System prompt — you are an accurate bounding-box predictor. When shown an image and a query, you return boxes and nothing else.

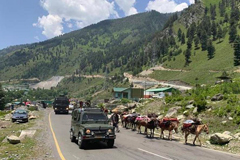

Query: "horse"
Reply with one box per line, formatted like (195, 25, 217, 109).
(182, 124, 209, 146)
(137, 118, 159, 138)
(158, 118, 179, 140)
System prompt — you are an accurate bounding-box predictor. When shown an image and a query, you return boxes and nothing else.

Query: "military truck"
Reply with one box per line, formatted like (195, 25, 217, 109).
(53, 96, 70, 114)
(70, 108, 115, 149)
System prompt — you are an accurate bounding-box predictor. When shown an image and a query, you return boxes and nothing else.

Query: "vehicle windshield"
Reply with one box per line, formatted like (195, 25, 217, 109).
(14, 110, 27, 114)
(82, 113, 107, 121)
(54, 100, 69, 105)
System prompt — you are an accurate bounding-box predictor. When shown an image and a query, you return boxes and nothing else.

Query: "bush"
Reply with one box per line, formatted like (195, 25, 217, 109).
(194, 95, 207, 112)
(121, 98, 131, 104)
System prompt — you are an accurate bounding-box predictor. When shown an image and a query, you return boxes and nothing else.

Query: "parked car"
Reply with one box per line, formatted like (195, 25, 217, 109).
(12, 109, 28, 123)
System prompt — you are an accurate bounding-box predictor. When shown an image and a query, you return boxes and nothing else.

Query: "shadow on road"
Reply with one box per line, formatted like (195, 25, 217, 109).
(81, 141, 118, 150)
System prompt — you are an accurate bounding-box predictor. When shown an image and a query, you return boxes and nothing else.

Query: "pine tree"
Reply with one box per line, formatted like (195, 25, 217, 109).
(0, 83, 5, 110)
(185, 48, 191, 66)
(178, 28, 182, 42)
(181, 33, 185, 44)
(200, 30, 208, 51)
(217, 26, 223, 42)
(229, 24, 237, 43)
(187, 37, 193, 49)
(224, 13, 229, 23)
(234, 36, 240, 66)
(211, 21, 217, 41)
(207, 39, 215, 59)
(194, 36, 200, 49)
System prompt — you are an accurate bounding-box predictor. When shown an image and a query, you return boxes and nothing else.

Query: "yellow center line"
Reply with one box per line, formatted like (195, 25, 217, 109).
(48, 111, 66, 160)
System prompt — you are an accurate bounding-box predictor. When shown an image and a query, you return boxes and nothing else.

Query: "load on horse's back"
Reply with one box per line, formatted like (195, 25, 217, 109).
(158, 117, 179, 140)
(182, 119, 209, 146)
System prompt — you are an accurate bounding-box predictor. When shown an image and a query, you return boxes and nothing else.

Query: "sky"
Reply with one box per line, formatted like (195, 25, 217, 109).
(0, 0, 195, 50)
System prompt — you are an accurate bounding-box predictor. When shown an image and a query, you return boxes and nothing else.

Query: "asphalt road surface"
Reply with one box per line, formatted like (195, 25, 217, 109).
(49, 111, 240, 160)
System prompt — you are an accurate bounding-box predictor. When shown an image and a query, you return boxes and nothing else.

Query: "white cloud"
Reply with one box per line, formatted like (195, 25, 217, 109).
(189, 0, 195, 4)
(67, 23, 73, 28)
(34, 0, 119, 38)
(115, 0, 138, 16)
(146, 0, 188, 13)
(36, 14, 63, 38)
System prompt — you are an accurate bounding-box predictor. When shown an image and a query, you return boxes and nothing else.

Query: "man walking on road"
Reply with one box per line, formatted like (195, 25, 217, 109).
(111, 112, 120, 133)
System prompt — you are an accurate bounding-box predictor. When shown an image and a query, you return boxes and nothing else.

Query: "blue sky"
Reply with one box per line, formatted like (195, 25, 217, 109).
(0, 0, 194, 50)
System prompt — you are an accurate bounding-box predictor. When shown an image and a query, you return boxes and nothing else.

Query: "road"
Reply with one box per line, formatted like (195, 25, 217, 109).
(49, 111, 240, 160)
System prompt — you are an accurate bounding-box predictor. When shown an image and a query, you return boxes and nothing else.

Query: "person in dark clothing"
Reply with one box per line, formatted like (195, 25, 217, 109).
(111, 113, 120, 132)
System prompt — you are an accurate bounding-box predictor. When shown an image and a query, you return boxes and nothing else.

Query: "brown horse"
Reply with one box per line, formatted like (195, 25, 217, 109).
(158, 118, 179, 140)
(137, 119, 159, 138)
(182, 124, 209, 146)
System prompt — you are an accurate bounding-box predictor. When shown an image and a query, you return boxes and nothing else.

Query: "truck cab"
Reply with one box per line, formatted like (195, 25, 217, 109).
(53, 96, 70, 114)
(70, 108, 115, 149)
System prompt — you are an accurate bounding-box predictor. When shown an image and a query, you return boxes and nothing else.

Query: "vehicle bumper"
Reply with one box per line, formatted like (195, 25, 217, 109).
(12, 118, 28, 122)
(82, 135, 116, 140)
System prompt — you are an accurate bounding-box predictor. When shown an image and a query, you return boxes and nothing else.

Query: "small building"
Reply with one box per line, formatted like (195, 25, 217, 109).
(145, 87, 177, 98)
(112, 87, 144, 100)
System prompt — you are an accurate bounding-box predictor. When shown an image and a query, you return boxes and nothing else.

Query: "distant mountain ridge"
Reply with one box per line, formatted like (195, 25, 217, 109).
(0, 10, 172, 81)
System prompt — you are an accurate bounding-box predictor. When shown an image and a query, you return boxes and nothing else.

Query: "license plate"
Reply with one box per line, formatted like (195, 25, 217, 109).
(95, 136, 104, 138)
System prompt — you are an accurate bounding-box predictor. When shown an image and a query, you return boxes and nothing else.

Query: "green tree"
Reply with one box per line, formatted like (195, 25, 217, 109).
(234, 36, 240, 66)
(200, 30, 208, 51)
(217, 25, 223, 42)
(211, 21, 217, 40)
(177, 28, 182, 42)
(229, 24, 237, 43)
(0, 83, 5, 110)
(207, 39, 215, 59)
(224, 13, 229, 23)
(185, 48, 191, 66)
(181, 33, 185, 44)
(194, 36, 200, 49)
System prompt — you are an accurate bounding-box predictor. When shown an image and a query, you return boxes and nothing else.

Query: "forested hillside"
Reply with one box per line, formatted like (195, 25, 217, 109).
(148, 0, 240, 85)
(0, 11, 172, 81)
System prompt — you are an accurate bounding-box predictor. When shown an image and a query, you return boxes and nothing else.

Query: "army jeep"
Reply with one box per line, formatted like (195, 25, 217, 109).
(70, 108, 115, 149)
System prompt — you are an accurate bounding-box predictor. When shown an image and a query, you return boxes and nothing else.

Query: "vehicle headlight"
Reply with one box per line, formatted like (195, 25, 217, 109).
(86, 129, 91, 134)
(107, 129, 112, 133)
(55, 108, 57, 110)
(66, 108, 69, 110)
(91, 131, 94, 136)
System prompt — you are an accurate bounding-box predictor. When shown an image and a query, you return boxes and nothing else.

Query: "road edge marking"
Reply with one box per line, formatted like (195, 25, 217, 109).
(48, 111, 66, 160)
(138, 148, 173, 160)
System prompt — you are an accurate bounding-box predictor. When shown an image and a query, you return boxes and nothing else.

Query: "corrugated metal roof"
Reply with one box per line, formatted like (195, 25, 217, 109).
(113, 88, 128, 92)
(146, 87, 173, 92)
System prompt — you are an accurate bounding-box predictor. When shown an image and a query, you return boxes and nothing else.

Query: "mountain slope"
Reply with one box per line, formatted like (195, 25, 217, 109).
(0, 11, 172, 81)
(146, 0, 240, 85)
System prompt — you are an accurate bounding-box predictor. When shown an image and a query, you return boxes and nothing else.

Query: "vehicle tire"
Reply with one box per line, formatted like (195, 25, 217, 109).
(70, 130, 76, 142)
(26, 119, 29, 122)
(107, 139, 114, 148)
(55, 112, 58, 114)
(78, 133, 86, 149)
(12, 119, 15, 123)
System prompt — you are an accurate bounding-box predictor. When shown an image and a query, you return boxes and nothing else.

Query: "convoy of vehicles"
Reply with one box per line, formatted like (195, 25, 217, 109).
(70, 107, 115, 149)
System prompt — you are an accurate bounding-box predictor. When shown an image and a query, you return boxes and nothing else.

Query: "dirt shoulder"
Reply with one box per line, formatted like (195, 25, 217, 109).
(0, 108, 55, 160)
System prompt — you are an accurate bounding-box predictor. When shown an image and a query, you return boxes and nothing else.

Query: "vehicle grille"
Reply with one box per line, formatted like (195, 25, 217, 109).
(92, 130, 106, 136)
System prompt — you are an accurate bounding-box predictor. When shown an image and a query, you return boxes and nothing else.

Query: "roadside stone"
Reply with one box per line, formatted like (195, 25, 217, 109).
(210, 133, 232, 145)
(228, 117, 233, 121)
(7, 135, 21, 144)
(19, 130, 36, 140)
(186, 104, 194, 109)
(234, 133, 240, 139)
(221, 121, 227, 124)
(193, 107, 198, 114)
(29, 115, 37, 120)
(223, 131, 232, 136)
(188, 100, 194, 105)
(211, 93, 223, 101)
(183, 110, 188, 115)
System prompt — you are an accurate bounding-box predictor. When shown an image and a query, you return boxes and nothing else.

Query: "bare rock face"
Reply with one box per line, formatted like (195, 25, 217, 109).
(7, 135, 21, 144)
(210, 133, 232, 145)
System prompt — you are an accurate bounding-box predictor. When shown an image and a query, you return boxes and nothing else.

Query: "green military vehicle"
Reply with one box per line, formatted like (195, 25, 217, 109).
(70, 108, 116, 149)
